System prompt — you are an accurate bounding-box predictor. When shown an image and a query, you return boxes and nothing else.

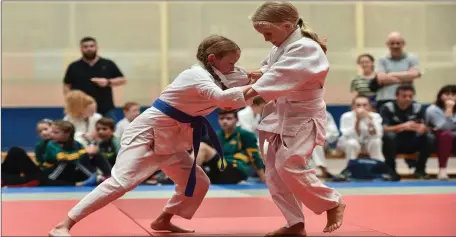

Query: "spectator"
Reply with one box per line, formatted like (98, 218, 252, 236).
(237, 96, 267, 136)
(1, 119, 70, 187)
(337, 95, 384, 161)
(63, 37, 126, 120)
(115, 102, 141, 139)
(2, 120, 98, 187)
(312, 111, 340, 178)
(42, 120, 104, 186)
(350, 54, 377, 107)
(35, 119, 54, 166)
(95, 118, 121, 168)
(374, 32, 421, 111)
(199, 110, 265, 184)
(2, 148, 42, 187)
(425, 84, 456, 180)
(380, 85, 432, 180)
(63, 90, 102, 147)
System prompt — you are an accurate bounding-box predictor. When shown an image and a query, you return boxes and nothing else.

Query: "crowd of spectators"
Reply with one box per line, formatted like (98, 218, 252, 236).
(2, 32, 455, 188)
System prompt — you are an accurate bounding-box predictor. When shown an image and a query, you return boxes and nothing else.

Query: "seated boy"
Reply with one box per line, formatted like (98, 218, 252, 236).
(198, 110, 266, 184)
(94, 118, 121, 168)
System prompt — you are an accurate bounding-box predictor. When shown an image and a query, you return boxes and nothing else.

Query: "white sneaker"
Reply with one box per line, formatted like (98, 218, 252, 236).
(438, 169, 449, 180)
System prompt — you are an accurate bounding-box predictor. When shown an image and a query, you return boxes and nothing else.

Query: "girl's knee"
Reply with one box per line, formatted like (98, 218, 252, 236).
(105, 176, 137, 193)
(370, 138, 383, 146)
(8, 146, 25, 152)
(437, 130, 453, 140)
(345, 139, 361, 150)
(7, 147, 27, 156)
(276, 155, 310, 175)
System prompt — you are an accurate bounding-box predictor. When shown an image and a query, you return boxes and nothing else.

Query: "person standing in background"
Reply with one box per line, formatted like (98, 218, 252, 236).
(374, 32, 421, 111)
(350, 54, 377, 108)
(63, 37, 127, 121)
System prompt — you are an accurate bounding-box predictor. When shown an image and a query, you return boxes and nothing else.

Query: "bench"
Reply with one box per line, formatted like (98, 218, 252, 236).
(326, 151, 440, 160)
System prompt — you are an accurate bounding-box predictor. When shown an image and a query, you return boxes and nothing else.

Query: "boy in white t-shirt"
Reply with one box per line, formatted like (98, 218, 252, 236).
(115, 102, 141, 138)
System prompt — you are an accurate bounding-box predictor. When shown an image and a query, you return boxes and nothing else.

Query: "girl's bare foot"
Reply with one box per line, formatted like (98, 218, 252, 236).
(265, 222, 306, 236)
(48, 227, 71, 237)
(48, 218, 75, 237)
(150, 211, 195, 233)
(323, 202, 346, 233)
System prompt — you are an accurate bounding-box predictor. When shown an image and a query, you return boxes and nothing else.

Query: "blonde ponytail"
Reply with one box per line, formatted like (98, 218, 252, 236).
(297, 18, 327, 54)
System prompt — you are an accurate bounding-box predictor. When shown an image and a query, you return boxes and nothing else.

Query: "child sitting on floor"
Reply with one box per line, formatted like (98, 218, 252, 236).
(94, 118, 121, 169)
(41, 120, 108, 186)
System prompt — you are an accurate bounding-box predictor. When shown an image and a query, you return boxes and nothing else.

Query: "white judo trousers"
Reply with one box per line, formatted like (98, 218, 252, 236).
(68, 108, 210, 222)
(260, 109, 342, 227)
(337, 137, 384, 161)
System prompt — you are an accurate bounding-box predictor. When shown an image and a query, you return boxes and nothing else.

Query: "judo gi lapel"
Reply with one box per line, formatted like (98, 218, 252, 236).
(269, 29, 303, 64)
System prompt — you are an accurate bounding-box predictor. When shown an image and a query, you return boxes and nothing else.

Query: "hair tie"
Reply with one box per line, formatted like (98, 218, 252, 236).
(297, 18, 304, 27)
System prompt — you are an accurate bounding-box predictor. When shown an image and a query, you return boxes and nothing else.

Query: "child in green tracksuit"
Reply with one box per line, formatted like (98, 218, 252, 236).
(94, 118, 121, 169)
(41, 120, 102, 185)
(2, 120, 98, 187)
(205, 110, 265, 184)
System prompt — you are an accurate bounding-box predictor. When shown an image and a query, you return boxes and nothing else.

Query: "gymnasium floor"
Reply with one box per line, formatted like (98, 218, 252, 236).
(2, 180, 456, 236)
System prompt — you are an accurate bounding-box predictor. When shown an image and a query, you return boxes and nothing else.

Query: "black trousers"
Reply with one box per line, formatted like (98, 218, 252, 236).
(203, 155, 247, 184)
(1, 147, 73, 186)
(51, 154, 113, 182)
(88, 154, 113, 176)
(383, 132, 434, 174)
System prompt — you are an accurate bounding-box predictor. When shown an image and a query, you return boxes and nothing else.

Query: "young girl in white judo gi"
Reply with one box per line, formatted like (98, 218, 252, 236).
(244, 2, 346, 236)
(49, 35, 252, 237)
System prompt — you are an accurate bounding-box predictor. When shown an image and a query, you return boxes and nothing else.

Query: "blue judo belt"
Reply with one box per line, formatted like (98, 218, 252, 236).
(152, 98, 225, 197)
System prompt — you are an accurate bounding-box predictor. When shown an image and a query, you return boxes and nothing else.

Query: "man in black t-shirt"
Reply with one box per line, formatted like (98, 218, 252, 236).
(63, 37, 126, 121)
(379, 85, 433, 180)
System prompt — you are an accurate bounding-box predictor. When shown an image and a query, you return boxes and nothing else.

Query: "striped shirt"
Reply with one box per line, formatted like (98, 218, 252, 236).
(350, 75, 376, 97)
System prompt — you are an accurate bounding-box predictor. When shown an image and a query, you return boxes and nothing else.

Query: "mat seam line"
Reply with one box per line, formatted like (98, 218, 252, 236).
(114, 204, 154, 236)
(347, 221, 395, 236)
